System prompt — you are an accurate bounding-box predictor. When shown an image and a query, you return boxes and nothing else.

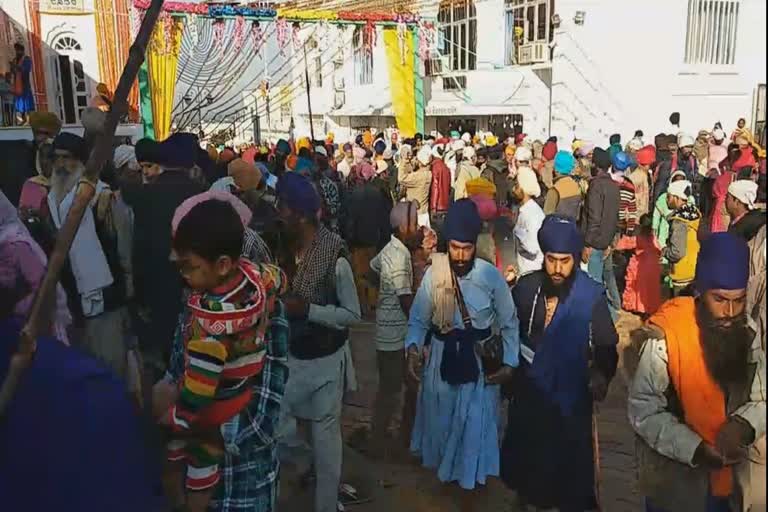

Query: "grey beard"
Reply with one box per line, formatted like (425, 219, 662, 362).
(50, 165, 85, 205)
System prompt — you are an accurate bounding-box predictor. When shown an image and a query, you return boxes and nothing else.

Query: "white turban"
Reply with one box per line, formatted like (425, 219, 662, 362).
(462, 146, 476, 160)
(461, 132, 472, 144)
(113, 145, 138, 170)
(667, 180, 693, 200)
(451, 140, 466, 152)
(712, 128, 726, 142)
(314, 145, 328, 157)
(728, 179, 758, 210)
(677, 133, 695, 148)
(515, 146, 533, 162)
(516, 166, 541, 198)
(417, 146, 432, 166)
(628, 137, 643, 151)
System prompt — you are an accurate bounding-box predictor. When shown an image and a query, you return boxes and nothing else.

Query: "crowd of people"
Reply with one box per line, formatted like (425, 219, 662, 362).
(0, 108, 766, 512)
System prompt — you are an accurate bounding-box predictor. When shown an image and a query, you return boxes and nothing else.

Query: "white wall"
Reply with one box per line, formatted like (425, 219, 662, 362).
(425, 0, 766, 146)
(551, 0, 767, 145)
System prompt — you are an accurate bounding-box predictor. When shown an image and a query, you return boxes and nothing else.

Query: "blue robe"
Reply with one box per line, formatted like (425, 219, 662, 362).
(406, 259, 520, 490)
(0, 316, 163, 512)
(501, 270, 618, 512)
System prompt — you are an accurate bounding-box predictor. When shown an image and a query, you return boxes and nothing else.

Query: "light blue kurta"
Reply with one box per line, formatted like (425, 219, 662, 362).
(405, 259, 520, 490)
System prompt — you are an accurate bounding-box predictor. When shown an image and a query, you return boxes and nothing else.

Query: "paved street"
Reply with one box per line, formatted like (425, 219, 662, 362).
(279, 313, 645, 512)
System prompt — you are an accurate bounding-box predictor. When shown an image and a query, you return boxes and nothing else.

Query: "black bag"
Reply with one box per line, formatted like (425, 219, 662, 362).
(451, 271, 504, 377)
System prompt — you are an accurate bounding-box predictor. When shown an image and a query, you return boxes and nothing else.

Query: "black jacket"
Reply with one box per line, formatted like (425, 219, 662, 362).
(482, 159, 512, 208)
(582, 173, 620, 250)
(122, 171, 204, 348)
(344, 182, 391, 249)
(729, 209, 767, 242)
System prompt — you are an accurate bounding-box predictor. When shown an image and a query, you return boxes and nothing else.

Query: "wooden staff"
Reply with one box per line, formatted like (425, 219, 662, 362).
(0, 0, 165, 416)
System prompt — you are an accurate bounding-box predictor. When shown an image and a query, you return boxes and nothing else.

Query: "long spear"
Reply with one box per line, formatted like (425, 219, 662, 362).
(0, 0, 166, 416)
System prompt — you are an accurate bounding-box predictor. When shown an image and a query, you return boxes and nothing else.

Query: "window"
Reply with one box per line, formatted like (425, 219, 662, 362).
(437, 0, 477, 72)
(684, 0, 740, 65)
(443, 76, 467, 91)
(53, 35, 82, 51)
(50, 34, 88, 124)
(353, 27, 373, 85)
(306, 38, 323, 88)
(505, 0, 553, 65)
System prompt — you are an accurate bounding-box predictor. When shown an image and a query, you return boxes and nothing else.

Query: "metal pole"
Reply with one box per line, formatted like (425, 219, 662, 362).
(303, 41, 316, 141)
(548, 48, 554, 137)
(255, 94, 260, 143)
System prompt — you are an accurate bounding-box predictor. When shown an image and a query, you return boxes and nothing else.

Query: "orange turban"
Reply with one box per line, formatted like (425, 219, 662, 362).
(228, 158, 262, 191)
(362, 131, 373, 147)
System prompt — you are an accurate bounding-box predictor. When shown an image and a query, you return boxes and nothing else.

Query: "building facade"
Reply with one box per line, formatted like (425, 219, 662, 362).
(285, 0, 766, 146)
(0, 0, 140, 140)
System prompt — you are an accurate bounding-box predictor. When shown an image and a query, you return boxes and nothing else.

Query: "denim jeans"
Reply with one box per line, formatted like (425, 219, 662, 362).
(587, 248, 621, 320)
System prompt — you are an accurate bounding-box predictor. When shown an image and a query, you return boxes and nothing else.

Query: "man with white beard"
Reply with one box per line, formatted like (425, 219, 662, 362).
(48, 132, 133, 378)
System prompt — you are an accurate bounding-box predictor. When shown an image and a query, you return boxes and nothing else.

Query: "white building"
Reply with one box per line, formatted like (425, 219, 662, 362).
(284, 0, 766, 147)
(0, 0, 142, 141)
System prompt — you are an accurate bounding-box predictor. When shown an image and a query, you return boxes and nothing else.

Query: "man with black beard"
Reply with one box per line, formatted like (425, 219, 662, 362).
(501, 214, 619, 512)
(628, 232, 766, 512)
(405, 198, 519, 512)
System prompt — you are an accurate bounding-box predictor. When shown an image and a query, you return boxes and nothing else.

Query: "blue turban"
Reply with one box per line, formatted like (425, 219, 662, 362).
(537, 214, 584, 257)
(276, 171, 320, 218)
(276, 139, 291, 155)
(158, 133, 198, 169)
(294, 157, 314, 177)
(444, 199, 482, 243)
(695, 232, 749, 292)
(374, 140, 386, 155)
(612, 151, 631, 172)
(554, 151, 576, 175)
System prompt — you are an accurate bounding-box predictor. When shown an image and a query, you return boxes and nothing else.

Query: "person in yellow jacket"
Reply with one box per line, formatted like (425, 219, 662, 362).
(663, 179, 701, 296)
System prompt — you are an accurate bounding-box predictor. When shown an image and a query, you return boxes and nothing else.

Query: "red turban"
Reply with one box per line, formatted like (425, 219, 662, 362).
(542, 141, 558, 161)
(636, 145, 657, 166)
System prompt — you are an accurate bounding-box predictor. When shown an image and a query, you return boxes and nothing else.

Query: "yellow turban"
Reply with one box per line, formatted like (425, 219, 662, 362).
(29, 112, 62, 134)
(572, 139, 584, 153)
(206, 144, 219, 162)
(362, 131, 373, 147)
(504, 145, 516, 157)
(465, 177, 496, 198)
(485, 135, 498, 147)
(297, 137, 312, 153)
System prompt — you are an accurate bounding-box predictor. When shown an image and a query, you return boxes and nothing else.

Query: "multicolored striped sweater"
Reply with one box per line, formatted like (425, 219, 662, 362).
(168, 259, 286, 431)
(619, 177, 638, 235)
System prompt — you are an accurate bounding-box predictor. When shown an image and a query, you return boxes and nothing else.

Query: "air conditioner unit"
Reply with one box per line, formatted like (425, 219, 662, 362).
(334, 91, 345, 109)
(517, 43, 549, 65)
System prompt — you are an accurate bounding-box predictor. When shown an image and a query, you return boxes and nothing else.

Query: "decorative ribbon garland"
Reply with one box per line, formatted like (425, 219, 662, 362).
(291, 21, 302, 49)
(397, 19, 408, 65)
(233, 16, 245, 52)
(363, 20, 376, 54)
(276, 18, 290, 55)
(251, 21, 265, 54)
(213, 18, 226, 51)
(132, 0, 421, 24)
